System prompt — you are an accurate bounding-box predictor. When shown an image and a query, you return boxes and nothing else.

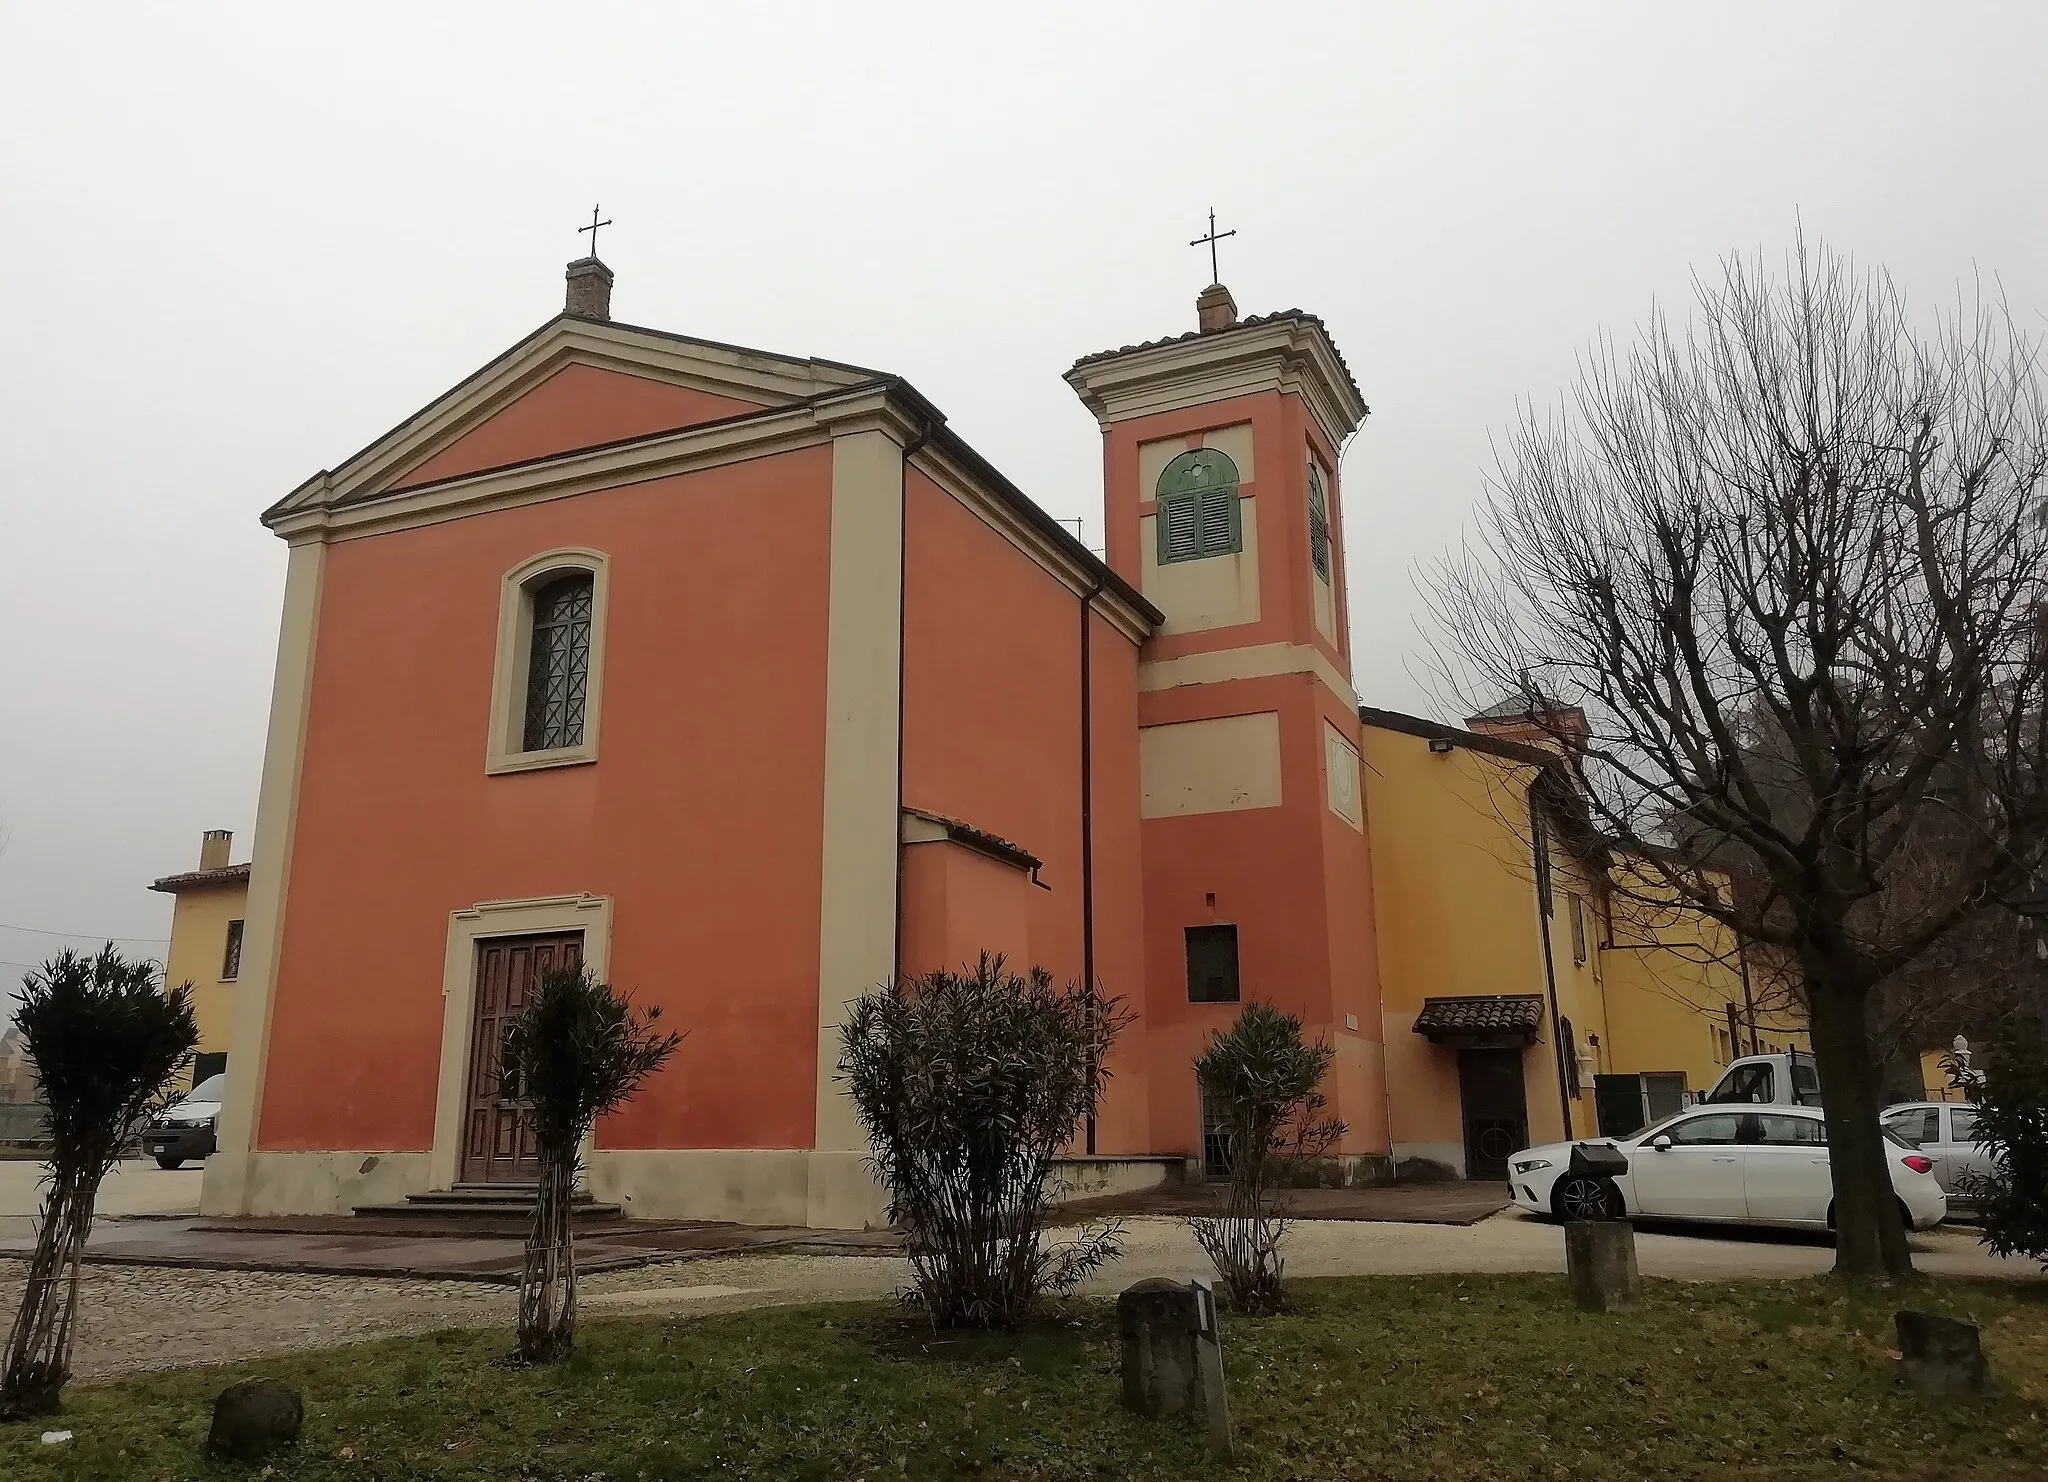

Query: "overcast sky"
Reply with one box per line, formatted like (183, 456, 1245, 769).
(2, 2, 2044, 1003)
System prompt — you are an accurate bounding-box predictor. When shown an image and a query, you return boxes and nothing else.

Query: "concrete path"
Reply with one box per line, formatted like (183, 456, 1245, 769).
(0, 1156, 199, 1240)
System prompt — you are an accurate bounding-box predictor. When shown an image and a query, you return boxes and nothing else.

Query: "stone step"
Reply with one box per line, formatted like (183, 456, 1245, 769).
(351, 1186, 624, 1221)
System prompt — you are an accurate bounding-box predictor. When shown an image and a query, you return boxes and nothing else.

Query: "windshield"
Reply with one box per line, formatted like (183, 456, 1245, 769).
(181, 1074, 227, 1105)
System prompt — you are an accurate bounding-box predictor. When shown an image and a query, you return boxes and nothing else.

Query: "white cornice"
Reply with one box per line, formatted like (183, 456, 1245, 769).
(909, 438, 1155, 644)
(268, 317, 878, 524)
(1064, 318, 1368, 451)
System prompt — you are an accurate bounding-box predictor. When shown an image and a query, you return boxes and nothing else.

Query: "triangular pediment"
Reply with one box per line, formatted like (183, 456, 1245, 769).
(267, 316, 885, 524)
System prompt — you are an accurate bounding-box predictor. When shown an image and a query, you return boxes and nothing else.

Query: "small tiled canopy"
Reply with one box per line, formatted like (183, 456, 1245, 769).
(1412, 995, 1546, 1043)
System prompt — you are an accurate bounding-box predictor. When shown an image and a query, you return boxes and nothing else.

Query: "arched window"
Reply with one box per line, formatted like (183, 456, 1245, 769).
(522, 572, 595, 751)
(1155, 449, 1241, 564)
(1307, 462, 1331, 581)
(487, 549, 609, 774)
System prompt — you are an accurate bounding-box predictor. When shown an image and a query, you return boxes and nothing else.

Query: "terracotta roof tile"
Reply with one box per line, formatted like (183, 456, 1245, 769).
(1412, 995, 1546, 1039)
(1068, 309, 1364, 408)
(901, 808, 1041, 873)
(148, 864, 251, 894)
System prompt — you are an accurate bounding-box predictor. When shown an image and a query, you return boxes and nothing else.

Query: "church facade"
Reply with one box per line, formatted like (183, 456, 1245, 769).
(197, 256, 1755, 1228)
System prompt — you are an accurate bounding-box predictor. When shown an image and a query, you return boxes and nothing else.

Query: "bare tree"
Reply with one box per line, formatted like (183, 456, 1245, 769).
(1433, 237, 2048, 1279)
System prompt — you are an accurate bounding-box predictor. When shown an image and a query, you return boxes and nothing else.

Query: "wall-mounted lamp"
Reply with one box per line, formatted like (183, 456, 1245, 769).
(1427, 737, 1455, 754)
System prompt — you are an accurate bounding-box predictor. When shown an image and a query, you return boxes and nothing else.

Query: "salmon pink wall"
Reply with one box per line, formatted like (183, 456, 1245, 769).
(898, 471, 1151, 1152)
(259, 446, 834, 1155)
(393, 364, 764, 489)
(898, 843, 1034, 978)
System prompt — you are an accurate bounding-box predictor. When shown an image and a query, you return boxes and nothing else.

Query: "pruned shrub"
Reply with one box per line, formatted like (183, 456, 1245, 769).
(1191, 1001, 1345, 1315)
(2, 947, 196, 1418)
(839, 953, 1131, 1329)
(1959, 1020, 2048, 1272)
(499, 963, 681, 1364)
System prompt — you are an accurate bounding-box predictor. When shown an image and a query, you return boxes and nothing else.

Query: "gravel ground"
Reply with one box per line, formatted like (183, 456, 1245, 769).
(1, 1211, 2033, 1381)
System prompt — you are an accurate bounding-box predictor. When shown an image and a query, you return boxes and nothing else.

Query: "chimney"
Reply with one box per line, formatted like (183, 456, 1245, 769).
(1196, 282, 1239, 333)
(564, 258, 614, 321)
(199, 830, 232, 871)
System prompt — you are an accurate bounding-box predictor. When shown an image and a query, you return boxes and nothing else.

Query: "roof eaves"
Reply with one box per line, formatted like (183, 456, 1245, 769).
(148, 864, 252, 894)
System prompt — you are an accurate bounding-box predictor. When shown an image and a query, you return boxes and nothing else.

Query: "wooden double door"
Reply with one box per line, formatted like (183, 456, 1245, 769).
(461, 931, 583, 1185)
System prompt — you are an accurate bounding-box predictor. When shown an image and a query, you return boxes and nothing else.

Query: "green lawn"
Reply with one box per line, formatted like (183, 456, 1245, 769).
(4, 1274, 2046, 1480)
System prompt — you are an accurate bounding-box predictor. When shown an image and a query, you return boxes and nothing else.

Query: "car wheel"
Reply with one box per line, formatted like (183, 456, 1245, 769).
(1551, 1173, 1623, 1222)
(155, 1156, 184, 1171)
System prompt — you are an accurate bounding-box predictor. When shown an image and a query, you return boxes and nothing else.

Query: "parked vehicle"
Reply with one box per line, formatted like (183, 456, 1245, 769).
(1506, 1103, 1946, 1231)
(142, 1073, 225, 1169)
(1701, 1050, 1823, 1108)
(1880, 1101, 1989, 1200)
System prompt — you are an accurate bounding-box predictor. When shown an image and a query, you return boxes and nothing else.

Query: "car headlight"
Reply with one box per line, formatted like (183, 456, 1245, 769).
(1512, 1158, 1553, 1174)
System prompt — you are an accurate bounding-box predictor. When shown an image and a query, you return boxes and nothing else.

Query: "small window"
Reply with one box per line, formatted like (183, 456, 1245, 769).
(1307, 462, 1331, 581)
(1949, 1109, 1979, 1144)
(1884, 1108, 1939, 1147)
(1751, 1113, 1826, 1145)
(1707, 1063, 1775, 1104)
(220, 919, 245, 981)
(1560, 1016, 1582, 1096)
(1643, 1072, 1688, 1122)
(523, 573, 595, 751)
(1156, 450, 1242, 564)
(1667, 1113, 1741, 1146)
(1185, 923, 1240, 1003)
(1568, 894, 1587, 964)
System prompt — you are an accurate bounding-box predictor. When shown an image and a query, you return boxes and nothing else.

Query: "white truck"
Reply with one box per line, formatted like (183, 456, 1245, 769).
(1700, 1050, 1823, 1108)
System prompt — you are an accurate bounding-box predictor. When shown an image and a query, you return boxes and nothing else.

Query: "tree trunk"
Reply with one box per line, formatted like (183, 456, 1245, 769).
(1, 1176, 95, 1418)
(515, 1144, 578, 1363)
(1806, 970, 1915, 1280)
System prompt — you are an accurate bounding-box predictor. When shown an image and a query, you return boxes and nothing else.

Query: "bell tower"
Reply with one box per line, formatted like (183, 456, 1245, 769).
(1066, 272, 1387, 1172)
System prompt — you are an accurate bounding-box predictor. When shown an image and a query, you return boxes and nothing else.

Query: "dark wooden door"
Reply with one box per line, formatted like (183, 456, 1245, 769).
(1457, 1048, 1528, 1180)
(461, 932, 582, 1184)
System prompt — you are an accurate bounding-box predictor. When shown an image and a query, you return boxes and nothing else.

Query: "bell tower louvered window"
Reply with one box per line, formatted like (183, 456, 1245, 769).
(1155, 448, 1242, 564)
(522, 573, 594, 751)
(1308, 462, 1332, 581)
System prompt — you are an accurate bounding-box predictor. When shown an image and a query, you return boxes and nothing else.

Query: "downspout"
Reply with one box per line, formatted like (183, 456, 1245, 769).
(1530, 788, 1575, 1140)
(1080, 572, 1105, 1154)
(890, 417, 933, 985)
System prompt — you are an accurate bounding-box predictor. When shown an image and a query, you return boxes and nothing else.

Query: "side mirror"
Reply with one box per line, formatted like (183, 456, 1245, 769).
(1650, 1135, 1673, 1152)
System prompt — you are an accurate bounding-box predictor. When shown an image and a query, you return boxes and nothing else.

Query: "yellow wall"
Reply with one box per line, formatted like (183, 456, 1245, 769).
(1361, 717, 1809, 1172)
(1598, 864, 1805, 1099)
(161, 881, 248, 1082)
(1362, 726, 1577, 1162)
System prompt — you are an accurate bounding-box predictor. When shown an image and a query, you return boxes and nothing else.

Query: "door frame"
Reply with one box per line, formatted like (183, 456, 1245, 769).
(429, 893, 612, 1192)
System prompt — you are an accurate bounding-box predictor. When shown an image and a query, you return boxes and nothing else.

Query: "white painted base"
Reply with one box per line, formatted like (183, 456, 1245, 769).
(588, 1148, 890, 1231)
(1391, 1141, 1467, 1180)
(1052, 1155, 1187, 1200)
(201, 1151, 437, 1217)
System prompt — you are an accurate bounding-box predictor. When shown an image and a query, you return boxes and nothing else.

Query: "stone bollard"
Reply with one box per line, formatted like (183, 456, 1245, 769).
(1117, 1277, 1232, 1456)
(207, 1378, 304, 1462)
(1895, 1310, 1990, 1397)
(1563, 1220, 1639, 1312)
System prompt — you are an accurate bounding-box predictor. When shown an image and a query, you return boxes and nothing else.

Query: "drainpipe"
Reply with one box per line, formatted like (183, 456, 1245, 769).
(1530, 790, 1575, 1141)
(1080, 572, 1105, 1154)
(890, 418, 933, 985)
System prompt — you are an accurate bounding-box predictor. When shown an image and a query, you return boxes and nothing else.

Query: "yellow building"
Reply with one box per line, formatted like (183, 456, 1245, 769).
(1361, 705, 1805, 1179)
(149, 829, 250, 1088)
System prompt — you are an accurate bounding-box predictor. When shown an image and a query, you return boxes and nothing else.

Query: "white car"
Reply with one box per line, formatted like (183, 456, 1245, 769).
(1880, 1102, 1990, 1200)
(1506, 1103, 1947, 1232)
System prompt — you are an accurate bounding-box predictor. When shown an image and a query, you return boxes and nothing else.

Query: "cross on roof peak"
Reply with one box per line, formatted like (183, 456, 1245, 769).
(1190, 208, 1236, 287)
(577, 205, 612, 262)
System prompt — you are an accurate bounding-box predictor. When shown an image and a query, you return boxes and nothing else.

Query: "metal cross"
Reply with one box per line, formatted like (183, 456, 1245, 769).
(578, 205, 612, 260)
(1190, 208, 1236, 284)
